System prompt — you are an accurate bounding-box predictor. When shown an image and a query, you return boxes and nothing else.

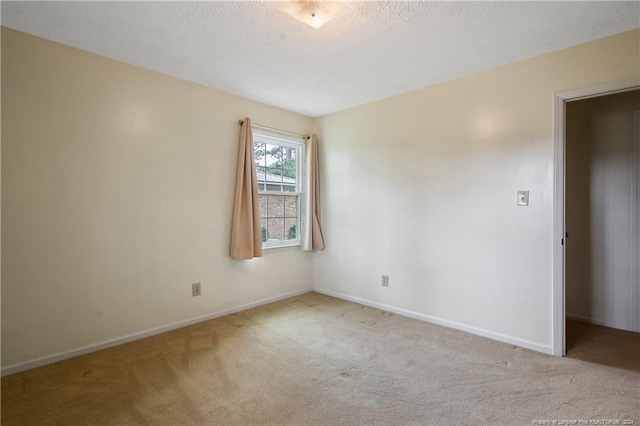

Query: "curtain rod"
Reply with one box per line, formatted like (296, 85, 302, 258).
(238, 120, 309, 140)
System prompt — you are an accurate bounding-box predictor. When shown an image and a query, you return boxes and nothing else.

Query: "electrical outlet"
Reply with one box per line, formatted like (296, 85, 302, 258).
(517, 190, 529, 206)
(192, 282, 201, 297)
(381, 275, 389, 287)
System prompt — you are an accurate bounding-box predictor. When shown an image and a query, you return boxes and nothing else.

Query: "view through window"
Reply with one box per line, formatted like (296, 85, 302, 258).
(253, 128, 304, 248)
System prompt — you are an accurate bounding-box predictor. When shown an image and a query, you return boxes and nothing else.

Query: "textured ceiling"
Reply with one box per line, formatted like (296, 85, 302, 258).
(2, 1, 639, 117)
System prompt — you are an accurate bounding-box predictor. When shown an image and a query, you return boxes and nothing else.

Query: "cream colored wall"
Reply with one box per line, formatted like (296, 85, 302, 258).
(565, 90, 640, 331)
(313, 30, 640, 352)
(1, 28, 313, 368)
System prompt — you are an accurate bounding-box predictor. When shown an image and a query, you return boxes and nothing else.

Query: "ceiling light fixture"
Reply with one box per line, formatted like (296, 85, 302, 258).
(278, 1, 348, 29)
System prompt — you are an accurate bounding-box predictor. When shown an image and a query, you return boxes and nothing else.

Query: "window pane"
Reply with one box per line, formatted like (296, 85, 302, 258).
(267, 195, 285, 218)
(282, 154, 296, 191)
(265, 144, 282, 168)
(267, 218, 284, 241)
(285, 218, 297, 240)
(257, 170, 266, 191)
(282, 147, 296, 171)
(284, 195, 297, 218)
(282, 169, 296, 192)
(265, 167, 283, 176)
(262, 167, 282, 192)
(259, 194, 267, 219)
(282, 165, 296, 176)
(254, 142, 266, 191)
(254, 142, 266, 167)
(261, 223, 267, 243)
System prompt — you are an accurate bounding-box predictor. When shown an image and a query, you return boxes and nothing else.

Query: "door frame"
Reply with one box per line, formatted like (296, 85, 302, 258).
(552, 79, 639, 356)
(634, 110, 640, 333)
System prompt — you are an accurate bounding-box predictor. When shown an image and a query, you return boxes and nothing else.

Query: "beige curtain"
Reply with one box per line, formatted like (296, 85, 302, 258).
(230, 118, 263, 260)
(301, 134, 325, 251)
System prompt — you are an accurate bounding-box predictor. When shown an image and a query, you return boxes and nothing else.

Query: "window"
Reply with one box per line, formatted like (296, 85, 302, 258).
(253, 127, 304, 249)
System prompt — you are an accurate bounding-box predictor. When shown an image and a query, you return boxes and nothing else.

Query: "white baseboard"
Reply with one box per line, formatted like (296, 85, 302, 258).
(1, 288, 313, 377)
(313, 287, 553, 355)
(566, 314, 635, 332)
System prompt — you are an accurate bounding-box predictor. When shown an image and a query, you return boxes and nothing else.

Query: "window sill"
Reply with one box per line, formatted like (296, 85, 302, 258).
(263, 241, 300, 253)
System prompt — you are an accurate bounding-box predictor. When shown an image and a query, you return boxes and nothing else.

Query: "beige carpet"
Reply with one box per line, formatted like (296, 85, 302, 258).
(2, 292, 639, 425)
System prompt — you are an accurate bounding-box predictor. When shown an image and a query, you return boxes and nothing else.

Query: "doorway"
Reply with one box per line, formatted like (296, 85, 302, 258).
(553, 80, 639, 358)
(564, 89, 640, 369)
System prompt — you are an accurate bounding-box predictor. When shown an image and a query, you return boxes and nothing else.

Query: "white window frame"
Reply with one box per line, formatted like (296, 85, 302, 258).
(252, 127, 305, 249)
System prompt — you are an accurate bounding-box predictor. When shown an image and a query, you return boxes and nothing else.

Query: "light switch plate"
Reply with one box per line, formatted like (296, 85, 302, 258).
(517, 190, 529, 206)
